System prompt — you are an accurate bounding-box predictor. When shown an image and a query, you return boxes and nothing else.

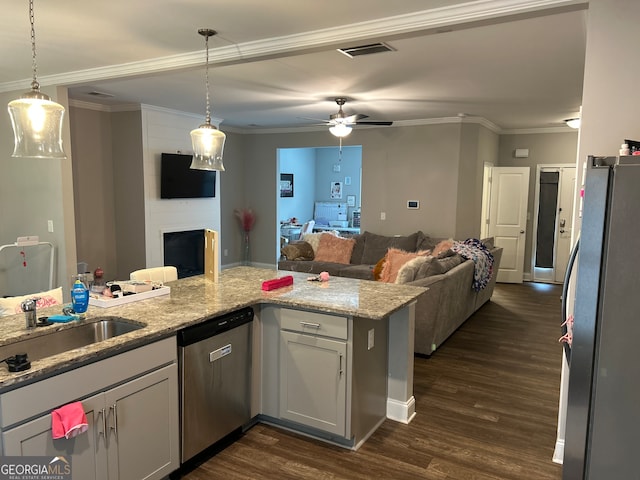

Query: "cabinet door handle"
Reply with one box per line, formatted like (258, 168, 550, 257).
(339, 353, 343, 377)
(109, 404, 118, 437)
(98, 408, 107, 437)
(300, 321, 321, 329)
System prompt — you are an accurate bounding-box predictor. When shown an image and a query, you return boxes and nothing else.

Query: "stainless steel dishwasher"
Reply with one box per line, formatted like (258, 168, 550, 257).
(177, 307, 253, 463)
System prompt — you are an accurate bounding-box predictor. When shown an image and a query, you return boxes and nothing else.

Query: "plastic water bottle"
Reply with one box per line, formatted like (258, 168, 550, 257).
(71, 279, 89, 314)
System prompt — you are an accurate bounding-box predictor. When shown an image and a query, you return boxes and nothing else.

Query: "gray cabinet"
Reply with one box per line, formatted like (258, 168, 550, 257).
(278, 309, 349, 437)
(0, 338, 179, 480)
(3, 392, 105, 479)
(279, 331, 347, 436)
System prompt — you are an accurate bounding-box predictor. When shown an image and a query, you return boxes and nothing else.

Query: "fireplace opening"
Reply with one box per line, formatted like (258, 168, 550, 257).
(163, 229, 205, 279)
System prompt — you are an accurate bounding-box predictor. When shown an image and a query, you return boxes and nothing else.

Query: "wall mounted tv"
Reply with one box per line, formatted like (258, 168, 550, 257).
(160, 153, 216, 199)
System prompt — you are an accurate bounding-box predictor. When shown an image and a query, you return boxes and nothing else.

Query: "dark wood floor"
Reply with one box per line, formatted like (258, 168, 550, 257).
(181, 282, 564, 479)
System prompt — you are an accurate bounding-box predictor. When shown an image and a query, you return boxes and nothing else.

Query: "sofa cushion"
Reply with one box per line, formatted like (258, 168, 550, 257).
(415, 231, 438, 251)
(379, 248, 431, 283)
(281, 241, 314, 261)
(338, 264, 374, 281)
(415, 253, 464, 279)
(349, 234, 365, 264)
(360, 231, 420, 265)
(314, 233, 355, 264)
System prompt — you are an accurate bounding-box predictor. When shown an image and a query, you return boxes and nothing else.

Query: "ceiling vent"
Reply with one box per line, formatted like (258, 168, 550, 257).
(87, 91, 115, 99)
(338, 42, 395, 58)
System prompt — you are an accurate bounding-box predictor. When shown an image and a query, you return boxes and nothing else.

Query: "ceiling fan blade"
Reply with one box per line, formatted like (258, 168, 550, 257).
(355, 121, 393, 126)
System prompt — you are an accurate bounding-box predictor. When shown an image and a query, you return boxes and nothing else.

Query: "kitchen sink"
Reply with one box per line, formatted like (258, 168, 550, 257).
(0, 317, 146, 364)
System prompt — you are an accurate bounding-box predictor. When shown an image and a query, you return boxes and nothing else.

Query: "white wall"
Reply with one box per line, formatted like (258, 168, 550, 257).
(140, 105, 222, 268)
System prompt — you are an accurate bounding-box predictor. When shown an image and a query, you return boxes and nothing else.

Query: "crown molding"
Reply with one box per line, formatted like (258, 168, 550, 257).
(0, 0, 587, 92)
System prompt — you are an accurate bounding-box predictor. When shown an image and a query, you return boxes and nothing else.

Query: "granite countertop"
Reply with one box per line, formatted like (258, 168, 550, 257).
(0, 267, 424, 390)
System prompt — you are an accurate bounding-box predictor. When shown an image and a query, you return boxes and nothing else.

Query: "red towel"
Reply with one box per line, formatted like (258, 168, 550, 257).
(51, 402, 88, 439)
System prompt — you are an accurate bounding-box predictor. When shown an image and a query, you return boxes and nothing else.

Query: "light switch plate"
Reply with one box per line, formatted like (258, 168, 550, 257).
(368, 328, 375, 350)
(333, 164, 341, 172)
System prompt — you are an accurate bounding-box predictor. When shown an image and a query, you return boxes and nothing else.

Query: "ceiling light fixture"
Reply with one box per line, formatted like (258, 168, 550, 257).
(329, 123, 352, 137)
(565, 118, 581, 129)
(190, 28, 226, 171)
(8, 0, 66, 159)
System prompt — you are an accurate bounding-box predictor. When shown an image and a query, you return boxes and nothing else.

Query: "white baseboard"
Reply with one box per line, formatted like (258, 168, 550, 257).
(553, 439, 564, 464)
(387, 396, 416, 424)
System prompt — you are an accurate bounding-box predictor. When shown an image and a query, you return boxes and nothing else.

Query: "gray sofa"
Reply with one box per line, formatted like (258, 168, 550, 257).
(278, 231, 502, 356)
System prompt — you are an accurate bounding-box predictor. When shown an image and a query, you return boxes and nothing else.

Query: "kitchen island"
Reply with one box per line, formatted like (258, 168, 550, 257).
(0, 267, 424, 477)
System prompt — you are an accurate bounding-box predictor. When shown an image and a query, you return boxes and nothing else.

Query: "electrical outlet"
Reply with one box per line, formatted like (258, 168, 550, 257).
(47, 220, 54, 233)
(368, 329, 375, 350)
(380, 212, 386, 220)
(223, 249, 228, 257)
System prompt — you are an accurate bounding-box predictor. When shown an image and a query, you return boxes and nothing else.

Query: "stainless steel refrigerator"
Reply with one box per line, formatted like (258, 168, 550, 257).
(563, 155, 640, 479)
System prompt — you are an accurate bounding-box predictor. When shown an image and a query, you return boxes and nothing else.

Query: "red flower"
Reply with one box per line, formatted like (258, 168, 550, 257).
(234, 208, 257, 232)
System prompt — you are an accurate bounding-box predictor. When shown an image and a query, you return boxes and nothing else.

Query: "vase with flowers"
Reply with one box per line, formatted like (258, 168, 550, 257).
(234, 208, 257, 265)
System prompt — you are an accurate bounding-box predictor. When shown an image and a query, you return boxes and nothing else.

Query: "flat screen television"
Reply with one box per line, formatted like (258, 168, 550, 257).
(160, 153, 216, 199)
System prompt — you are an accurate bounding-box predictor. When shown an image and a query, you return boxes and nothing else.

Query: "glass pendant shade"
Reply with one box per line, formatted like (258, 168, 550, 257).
(8, 90, 66, 158)
(329, 123, 352, 137)
(190, 123, 226, 171)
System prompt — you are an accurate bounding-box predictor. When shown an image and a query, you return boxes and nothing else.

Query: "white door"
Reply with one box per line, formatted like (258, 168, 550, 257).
(488, 167, 530, 283)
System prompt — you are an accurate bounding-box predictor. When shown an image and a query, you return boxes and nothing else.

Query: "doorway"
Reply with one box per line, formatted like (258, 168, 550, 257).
(532, 165, 576, 283)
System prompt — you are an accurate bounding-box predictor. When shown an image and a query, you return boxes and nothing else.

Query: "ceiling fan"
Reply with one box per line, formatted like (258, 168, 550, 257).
(311, 98, 393, 137)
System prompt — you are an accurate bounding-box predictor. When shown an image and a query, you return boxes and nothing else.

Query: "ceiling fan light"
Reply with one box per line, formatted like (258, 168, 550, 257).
(565, 118, 581, 129)
(329, 124, 352, 137)
(190, 123, 226, 171)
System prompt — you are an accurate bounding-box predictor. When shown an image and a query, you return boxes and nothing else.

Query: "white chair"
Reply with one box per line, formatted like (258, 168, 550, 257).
(130, 266, 178, 283)
(300, 220, 315, 235)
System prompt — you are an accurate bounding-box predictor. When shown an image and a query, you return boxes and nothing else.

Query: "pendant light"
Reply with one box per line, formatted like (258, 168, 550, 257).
(190, 28, 226, 171)
(8, 0, 66, 159)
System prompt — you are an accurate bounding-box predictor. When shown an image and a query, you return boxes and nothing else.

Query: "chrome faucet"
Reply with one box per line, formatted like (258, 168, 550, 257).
(21, 298, 38, 329)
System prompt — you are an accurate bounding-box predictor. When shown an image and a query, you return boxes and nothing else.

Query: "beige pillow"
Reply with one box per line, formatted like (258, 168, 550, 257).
(395, 256, 431, 284)
(432, 238, 455, 256)
(314, 234, 355, 264)
(0, 286, 64, 317)
(379, 248, 430, 283)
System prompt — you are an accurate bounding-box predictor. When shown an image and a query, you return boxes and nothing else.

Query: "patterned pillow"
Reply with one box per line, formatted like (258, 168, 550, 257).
(314, 234, 356, 264)
(0, 286, 63, 317)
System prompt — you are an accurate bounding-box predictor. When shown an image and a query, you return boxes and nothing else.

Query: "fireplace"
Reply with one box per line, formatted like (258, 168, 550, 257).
(163, 229, 205, 279)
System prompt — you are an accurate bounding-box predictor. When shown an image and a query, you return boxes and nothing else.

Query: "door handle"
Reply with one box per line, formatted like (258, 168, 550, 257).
(98, 408, 106, 437)
(109, 404, 118, 437)
(520, 230, 525, 234)
(299, 321, 321, 329)
(338, 353, 343, 377)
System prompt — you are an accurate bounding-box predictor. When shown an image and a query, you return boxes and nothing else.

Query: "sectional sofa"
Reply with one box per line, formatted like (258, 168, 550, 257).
(278, 231, 502, 356)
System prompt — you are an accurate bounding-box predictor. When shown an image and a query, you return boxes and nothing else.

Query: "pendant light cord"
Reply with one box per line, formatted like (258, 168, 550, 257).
(204, 32, 211, 125)
(29, 0, 40, 91)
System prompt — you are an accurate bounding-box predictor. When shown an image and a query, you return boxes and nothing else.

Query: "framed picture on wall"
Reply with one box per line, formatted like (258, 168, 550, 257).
(280, 173, 293, 197)
(330, 182, 343, 199)
(347, 195, 356, 207)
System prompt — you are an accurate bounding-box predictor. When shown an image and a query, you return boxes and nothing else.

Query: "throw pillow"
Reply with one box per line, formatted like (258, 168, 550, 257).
(0, 286, 63, 317)
(361, 231, 420, 265)
(379, 248, 430, 283)
(314, 233, 356, 264)
(432, 238, 454, 257)
(302, 231, 339, 254)
(395, 256, 430, 284)
(415, 231, 438, 251)
(372, 256, 386, 281)
(281, 241, 314, 261)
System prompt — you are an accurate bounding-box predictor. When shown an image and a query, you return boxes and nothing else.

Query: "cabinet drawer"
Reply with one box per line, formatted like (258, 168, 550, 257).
(280, 309, 348, 340)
